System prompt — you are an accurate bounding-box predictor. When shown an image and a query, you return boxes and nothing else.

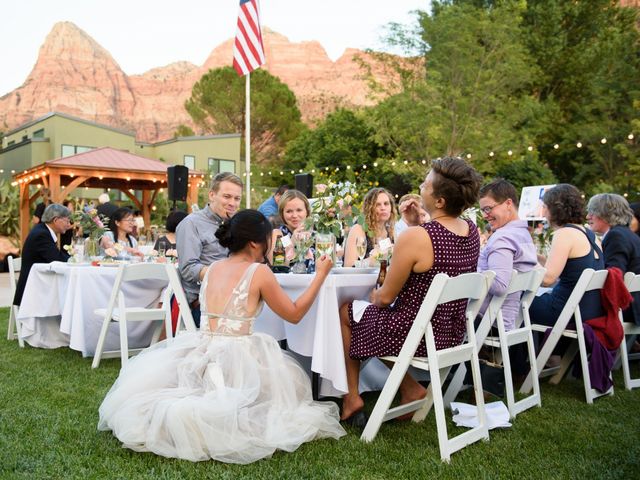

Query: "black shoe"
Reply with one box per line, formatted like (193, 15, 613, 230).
(342, 411, 368, 429)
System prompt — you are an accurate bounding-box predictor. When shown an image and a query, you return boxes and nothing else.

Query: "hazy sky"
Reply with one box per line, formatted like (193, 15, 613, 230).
(1, 0, 431, 96)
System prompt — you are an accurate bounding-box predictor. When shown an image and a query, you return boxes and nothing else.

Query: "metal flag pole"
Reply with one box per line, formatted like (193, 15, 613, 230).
(245, 72, 251, 208)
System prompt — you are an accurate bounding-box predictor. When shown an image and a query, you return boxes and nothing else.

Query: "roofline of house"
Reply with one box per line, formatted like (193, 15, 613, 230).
(4, 112, 136, 138)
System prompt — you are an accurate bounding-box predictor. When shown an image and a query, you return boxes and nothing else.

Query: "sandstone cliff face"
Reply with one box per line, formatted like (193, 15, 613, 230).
(0, 22, 396, 142)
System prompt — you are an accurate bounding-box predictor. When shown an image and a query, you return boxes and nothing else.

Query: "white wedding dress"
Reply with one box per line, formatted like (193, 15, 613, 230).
(98, 263, 345, 464)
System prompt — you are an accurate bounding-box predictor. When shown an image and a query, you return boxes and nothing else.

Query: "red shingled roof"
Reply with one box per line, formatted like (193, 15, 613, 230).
(46, 147, 170, 173)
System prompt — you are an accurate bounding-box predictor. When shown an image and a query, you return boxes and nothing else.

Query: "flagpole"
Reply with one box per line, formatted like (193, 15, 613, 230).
(245, 72, 251, 208)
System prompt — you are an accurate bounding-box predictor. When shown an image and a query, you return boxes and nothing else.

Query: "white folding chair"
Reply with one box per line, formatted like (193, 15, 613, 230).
(618, 272, 640, 390)
(444, 269, 545, 418)
(6, 255, 24, 348)
(521, 268, 613, 404)
(92, 263, 196, 368)
(361, 271, 495, 463)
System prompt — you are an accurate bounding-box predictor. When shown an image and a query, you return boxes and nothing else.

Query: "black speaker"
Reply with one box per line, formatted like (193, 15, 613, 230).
(167, 165, 189, 201)
(295, 173, 313, 198)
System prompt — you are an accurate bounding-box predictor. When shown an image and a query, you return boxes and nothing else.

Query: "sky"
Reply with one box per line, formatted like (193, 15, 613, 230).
(1, 0, 431, 96)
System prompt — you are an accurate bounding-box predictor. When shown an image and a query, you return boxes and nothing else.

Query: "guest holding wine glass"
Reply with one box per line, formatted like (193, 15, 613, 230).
(100, 207, 144, 258)
(344, 187, 396, 267)
(338, 157, 482, 425)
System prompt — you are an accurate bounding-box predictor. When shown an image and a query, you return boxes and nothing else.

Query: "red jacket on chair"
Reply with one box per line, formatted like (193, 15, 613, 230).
(586, 267, 631, 350)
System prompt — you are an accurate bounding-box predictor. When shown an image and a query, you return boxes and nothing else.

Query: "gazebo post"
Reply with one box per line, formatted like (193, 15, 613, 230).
(19, 182, 31, 245)
(142, 190, 151, 232)
(48, 172, 61, 204)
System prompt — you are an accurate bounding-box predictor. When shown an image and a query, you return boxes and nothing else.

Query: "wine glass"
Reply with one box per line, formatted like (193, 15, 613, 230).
(355, 236, 366, 268)
(158, 239, 167, 258)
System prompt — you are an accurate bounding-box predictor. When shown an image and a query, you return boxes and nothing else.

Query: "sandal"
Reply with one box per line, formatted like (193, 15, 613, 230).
(341, 410, 368, 429)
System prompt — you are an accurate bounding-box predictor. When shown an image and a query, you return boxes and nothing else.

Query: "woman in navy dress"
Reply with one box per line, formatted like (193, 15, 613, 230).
(529, 184, 604, 326)
(338, 157, 483, 424)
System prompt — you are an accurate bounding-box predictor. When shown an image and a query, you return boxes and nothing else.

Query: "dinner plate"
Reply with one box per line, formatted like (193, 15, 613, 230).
(97, 261, 126, 267)
(331, 267, 378, 275)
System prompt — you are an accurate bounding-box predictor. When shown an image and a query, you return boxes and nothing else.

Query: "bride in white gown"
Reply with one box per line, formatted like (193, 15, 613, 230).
(98, 209, 346, 464)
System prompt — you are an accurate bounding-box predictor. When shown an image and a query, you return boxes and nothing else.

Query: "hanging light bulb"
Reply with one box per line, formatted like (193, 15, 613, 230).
(576, 142, 582, 148)
(553, 144, 559, 149)
(601, 138, 607, 144)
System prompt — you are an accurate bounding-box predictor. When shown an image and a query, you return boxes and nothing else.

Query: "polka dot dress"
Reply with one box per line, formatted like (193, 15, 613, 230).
(349, 219, 480, 359)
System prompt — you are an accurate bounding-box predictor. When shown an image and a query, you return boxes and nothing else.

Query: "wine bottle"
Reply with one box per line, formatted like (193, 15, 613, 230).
(273, 236, 286, 266)
(376, 259, 387, 288)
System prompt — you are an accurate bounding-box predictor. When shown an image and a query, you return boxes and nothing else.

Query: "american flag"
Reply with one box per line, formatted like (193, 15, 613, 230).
(233, 0, 266, 76)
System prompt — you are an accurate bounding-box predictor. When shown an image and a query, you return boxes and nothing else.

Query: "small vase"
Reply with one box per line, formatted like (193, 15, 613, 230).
(84, 237, 99, 260)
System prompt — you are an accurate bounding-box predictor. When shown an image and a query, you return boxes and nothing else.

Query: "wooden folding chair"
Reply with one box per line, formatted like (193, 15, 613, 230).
(361, 271, 495, 462)
(6, 255, 24, 348)
(520, 268, 613, 404)
(444, 268, 545, 418)
(92, 263, 196, 368)
(618, 272, 640, 390)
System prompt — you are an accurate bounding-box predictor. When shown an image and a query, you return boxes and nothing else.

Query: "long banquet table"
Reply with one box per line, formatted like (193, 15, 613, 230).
(255, 271, 392, 397)
(18, 262, 167, 356)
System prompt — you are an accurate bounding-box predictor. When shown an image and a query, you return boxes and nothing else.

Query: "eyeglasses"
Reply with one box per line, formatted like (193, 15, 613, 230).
(479, 200, 506, 215)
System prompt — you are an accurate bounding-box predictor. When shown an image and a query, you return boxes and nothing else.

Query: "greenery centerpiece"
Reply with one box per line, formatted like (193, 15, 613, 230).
(73, 208, 109, 259)
(306, 181, 363, 264)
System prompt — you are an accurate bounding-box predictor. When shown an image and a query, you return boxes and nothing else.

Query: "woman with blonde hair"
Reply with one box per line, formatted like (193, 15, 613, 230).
(268, 189, 313, 267)
(344, 187, 396, 267)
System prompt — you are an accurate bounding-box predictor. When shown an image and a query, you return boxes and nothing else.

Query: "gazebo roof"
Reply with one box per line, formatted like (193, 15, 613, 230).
(46, 147, 169, 173)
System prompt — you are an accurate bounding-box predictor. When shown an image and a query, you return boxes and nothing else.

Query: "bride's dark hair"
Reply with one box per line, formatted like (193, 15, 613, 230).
(215, 209, 272, 254)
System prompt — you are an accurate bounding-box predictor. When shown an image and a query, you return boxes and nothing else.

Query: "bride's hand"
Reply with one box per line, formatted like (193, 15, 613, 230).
(315, 255, 333, 276)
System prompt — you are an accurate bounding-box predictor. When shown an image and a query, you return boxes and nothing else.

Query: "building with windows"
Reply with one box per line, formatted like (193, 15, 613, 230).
(0, 112, 240, 181)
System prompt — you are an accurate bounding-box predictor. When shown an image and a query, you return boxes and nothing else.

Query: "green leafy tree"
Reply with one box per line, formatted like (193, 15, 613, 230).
(174, 125, 195, 138)
(493, 155, 557, 192)
(185, 67, 304, 164)
(366, 0, 541, 177)
(522, 0, 640, 190)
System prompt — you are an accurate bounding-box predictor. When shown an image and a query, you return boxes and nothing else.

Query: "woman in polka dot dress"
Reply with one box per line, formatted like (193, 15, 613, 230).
(338, 157, 483, 425)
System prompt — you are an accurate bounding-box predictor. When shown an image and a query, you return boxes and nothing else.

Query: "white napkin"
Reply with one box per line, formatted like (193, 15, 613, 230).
(450, 401, 512, 430)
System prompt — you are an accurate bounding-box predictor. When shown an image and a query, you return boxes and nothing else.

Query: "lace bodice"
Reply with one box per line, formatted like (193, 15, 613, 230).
(199, 262, 263, 336)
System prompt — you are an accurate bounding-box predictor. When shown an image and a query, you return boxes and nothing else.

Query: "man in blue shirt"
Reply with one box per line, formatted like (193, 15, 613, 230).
(257, 184, 289, 221)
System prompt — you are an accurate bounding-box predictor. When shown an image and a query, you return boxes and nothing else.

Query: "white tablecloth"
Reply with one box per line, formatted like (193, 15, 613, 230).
(18, 262, 167, 356)
(255, 272, 392, 396)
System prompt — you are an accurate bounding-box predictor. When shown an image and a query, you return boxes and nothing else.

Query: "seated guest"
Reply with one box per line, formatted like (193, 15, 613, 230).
(395, 193, 430, 237)
(269, 189, 313, 267)
(344, 187, 396, 267)
(98, 210, 344, 463)
(338, 157, 482, 424)
(13, 204, 72, 307)
(96, 193, 118, 226)
(153, 210, 188, 251)
(100, 207, 143, 258)
(31, 188, 51, 225)
(478, 179, 537, 331)
(258, 184, 289, 222)
(587, 193, 640, 326)
(529, 184, 604, 327)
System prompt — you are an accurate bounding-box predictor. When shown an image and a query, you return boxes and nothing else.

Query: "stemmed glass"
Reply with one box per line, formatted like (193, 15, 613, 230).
(355, 236, 366, 268)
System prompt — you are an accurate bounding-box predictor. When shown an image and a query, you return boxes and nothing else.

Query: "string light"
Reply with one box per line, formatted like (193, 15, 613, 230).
(601, 138, 607, 144)
(576, 142, 582, 148)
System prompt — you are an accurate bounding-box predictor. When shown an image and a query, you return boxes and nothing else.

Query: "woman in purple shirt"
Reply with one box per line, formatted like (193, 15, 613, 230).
(477, 179, 538, 331)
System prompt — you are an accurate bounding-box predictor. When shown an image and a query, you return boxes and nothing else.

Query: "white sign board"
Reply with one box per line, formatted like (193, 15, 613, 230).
(518, 185, 556, 221)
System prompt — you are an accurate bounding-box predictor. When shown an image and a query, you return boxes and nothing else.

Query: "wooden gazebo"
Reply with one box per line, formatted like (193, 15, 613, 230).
(12, 147, 204, 243)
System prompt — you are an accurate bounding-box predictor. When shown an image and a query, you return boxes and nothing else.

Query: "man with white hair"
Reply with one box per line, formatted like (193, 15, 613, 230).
(13, 204, 72, 306)
(96, 192, 118, 224)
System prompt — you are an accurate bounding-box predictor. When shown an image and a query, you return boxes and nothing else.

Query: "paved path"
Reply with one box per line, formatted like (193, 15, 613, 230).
(0, 273, 12, 307)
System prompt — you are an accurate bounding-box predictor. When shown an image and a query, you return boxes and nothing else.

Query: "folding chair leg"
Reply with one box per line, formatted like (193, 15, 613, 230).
(620, 335, 640, 390)
(549, 342, 578, 385)
(120, 317, 129, 367)
(92, 315, 112, 368)
(361, 358, 411, 442)
(7, 306, 14, 340)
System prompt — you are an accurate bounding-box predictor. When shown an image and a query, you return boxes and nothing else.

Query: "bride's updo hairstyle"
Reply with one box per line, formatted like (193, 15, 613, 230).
(430, 156, 483, 216)
(215, 209, 272, 254)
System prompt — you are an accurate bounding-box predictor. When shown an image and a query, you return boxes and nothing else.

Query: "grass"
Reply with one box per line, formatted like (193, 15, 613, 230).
(0, 306, 639, 479)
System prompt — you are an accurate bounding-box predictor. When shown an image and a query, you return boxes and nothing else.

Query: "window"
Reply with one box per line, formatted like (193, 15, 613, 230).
(61, 145, 94, 157)
(61, 145, 75, 157)
(208, 158, 236, 174)
(33, 129, 45, 138)
(184, 155, 195, 170)
(7, 140, 15, 147)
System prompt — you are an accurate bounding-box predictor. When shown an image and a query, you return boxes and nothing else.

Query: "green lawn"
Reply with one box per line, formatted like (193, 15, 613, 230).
(1, 306, 639, 479)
